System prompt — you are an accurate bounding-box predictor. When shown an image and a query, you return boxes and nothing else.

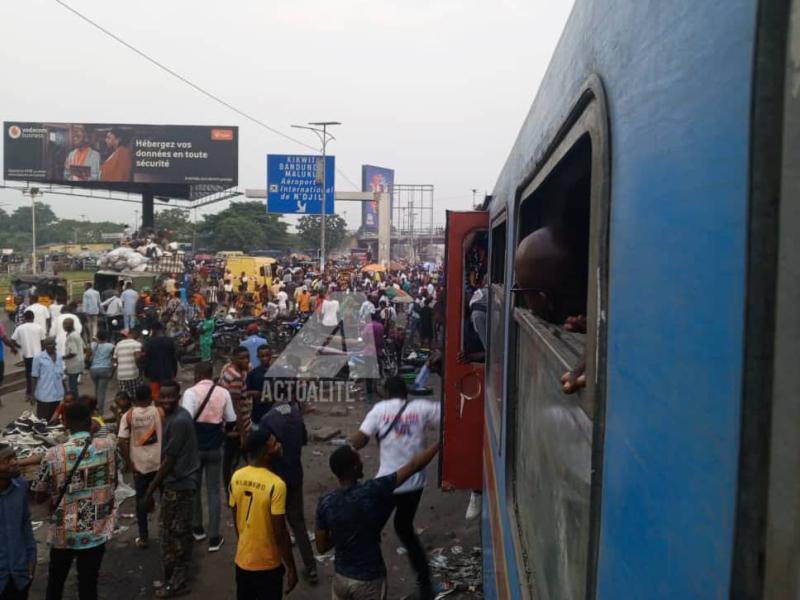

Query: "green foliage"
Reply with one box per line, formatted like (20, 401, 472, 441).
(196, 201, 292, 252)
(296, 214, 348, 252)
(155, 208, 194, 240)
(0, 202, 125, 251)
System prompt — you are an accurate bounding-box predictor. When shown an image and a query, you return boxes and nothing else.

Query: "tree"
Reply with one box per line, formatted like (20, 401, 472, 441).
(155, 208, 193, 240)
(197, 202, 292, 252)
(296, 214, 348, 253)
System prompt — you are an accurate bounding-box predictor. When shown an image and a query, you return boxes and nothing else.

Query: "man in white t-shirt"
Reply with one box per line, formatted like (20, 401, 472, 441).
(48, 298, 63, 326)
(349, 376, 441, 599)
(11, 309, 45, 397)
(50, 303, 82, 357)
(27, 295, 50, 335)
(114, 329, 143, 398)
(320, 296, 340, 328)
(276, 287, 289, 316)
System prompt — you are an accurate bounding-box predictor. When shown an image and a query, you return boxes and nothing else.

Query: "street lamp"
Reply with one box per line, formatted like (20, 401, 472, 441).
(290, 121, 341, 271)
(22, 187, 42, 274)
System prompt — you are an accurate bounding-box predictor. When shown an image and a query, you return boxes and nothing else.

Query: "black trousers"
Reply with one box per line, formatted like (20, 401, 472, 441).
(392, 490, 432, 591)
(23, 358, 33, 394)
(46, 543, 105, 600)
(0, 580, 30, 600)
(133, 471, 157, 539)
(223, 436, 243, 488)
(236, 565, 284, 600)
(285, 485, 315, 572)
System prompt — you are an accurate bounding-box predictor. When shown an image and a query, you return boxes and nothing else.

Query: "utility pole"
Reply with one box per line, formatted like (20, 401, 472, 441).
(23, 187, 41, 274)
(291, 121, 341, 272)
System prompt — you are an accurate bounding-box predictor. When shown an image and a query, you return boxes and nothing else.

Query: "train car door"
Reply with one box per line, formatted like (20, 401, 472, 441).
(440, 210, 489, 490)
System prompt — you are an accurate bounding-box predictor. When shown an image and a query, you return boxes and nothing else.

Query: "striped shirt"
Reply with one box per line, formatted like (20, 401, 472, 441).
(220, 363, 249, 437)
(114, 339, 142, 381)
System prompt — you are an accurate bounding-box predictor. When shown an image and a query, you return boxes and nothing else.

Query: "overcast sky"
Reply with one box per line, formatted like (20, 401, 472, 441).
(0, 0, 574, 231)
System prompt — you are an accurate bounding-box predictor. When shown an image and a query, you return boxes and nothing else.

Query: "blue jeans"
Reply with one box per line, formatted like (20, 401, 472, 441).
(192, 446, 223, 540)
(123, 313, 135, 330)
(90, 367, 113, 413)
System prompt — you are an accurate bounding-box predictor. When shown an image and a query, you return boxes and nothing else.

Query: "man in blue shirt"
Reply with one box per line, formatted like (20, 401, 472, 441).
(240, 323, 268, 369)
(0, 442, 37, 599)
(120, 282, 139, 331)
(31, 338, 65, 422)
(315, 441, 440, 599)
(82, 282, 102, 340)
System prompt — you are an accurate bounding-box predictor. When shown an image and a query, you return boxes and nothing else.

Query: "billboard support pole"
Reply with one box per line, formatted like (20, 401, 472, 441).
(378, 192, 391, 265)
(142, 191, 154, 231)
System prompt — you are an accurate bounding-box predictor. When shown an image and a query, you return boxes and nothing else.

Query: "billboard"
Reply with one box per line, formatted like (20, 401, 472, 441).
(266, 154, 335, 214)
(361, 164, 393, 231)
(3, 122, 238, 190)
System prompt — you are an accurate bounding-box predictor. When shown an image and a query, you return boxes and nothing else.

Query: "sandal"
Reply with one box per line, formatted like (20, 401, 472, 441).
(135, 537, 149, 549)
(155, 584, 190, 598)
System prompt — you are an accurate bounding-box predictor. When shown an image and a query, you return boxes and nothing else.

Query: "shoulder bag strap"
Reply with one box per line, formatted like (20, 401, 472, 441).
(193, 380, 219, 423)
(376, 400, 411, 443)
(53, 436, 93, 511)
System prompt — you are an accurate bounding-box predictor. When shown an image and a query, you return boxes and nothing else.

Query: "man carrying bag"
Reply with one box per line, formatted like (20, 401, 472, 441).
(180, 361, 237, 553)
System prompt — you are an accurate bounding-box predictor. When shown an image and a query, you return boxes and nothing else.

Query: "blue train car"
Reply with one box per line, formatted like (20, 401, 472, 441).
(467, 0, 798, 597)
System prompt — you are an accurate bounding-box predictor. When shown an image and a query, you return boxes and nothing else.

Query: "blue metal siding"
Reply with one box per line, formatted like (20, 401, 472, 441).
(488, 0, 758, 597)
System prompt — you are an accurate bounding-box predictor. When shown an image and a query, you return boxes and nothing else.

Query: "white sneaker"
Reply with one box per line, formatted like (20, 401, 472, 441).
(465, 492, 481, 521)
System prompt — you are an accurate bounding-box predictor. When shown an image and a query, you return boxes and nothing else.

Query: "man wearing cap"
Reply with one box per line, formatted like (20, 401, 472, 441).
(240, 324, 268, 370)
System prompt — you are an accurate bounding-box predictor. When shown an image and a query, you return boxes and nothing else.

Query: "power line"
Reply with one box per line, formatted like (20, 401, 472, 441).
(54, 0, 360, 190)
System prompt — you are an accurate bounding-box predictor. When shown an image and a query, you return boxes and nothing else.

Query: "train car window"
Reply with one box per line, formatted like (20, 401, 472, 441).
(490, 221, 507, 285)
(504, 79, 610, 599)
(461, 230, 488, 356)
(515, 134, 591, 327)
(487, 219, 507, 430)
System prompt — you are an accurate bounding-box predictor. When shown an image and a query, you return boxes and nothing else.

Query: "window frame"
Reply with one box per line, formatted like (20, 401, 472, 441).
(504, 74, 611, 598)
(486, 212, 507, 440)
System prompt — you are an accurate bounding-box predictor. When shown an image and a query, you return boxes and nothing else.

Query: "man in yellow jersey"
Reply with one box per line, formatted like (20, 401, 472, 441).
(229, 429, 298, 599)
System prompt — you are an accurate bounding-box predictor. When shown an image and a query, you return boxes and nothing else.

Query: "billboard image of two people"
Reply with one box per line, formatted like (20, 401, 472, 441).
(4, 122, 238, 188)
(361, 164, 393, 231)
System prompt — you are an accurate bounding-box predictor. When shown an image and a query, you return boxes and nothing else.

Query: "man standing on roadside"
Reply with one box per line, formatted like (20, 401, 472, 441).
(113, 329, 143, 400)
(62, 318, 85, 396)
(144, 381, 201, 598)
(349, 376, 442, 600)
(33, 402, 121, 600)
(229, 429, 297, 599)
(259, 390, 317, 584)
(26, 295, 50, 337)
(31, 339, 64, 421)
(181, 362, 236, 554)
(118, 385, 162, 550)
(315, 441, 440, 600)
(220, 346, 251, 487)
(11, 311, 45, 400)
(50, 303, 82, 357)
(0, 442, 37, 600)
(82, 283, 102, 340)
(121, 282, 139, 331)
(240, 323, 268, 369)
(141, 322, 177, 400)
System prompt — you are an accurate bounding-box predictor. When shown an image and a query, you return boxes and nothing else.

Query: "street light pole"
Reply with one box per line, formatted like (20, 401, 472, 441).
(291, 121, 341, 272)
(23, 188, 41, 274)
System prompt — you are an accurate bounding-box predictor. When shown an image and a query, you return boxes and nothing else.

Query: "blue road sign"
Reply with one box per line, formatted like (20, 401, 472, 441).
(267, 154, 335, 215)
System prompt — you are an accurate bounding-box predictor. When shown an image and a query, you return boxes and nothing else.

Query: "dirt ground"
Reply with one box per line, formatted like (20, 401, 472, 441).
(0, 317, 482, 600)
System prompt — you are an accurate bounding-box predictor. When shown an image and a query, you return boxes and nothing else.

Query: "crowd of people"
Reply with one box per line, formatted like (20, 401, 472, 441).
(0, 257, 461, 600)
